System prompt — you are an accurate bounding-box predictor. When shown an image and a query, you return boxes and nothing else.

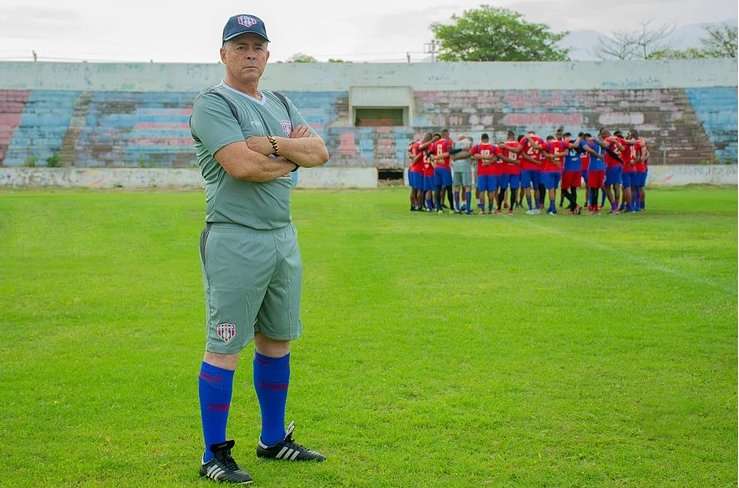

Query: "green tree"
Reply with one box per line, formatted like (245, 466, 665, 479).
(647, 47, 707, 60)
(701, 24, 737, 58)
(287, 52, 318, 63)
(431, 5, 569, 62)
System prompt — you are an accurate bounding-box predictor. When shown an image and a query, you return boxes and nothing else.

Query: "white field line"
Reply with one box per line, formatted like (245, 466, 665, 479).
(513, 216, 738, 297)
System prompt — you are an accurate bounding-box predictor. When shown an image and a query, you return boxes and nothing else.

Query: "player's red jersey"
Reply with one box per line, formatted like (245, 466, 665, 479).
(502, 140, 521, 175)
(542, 140, 565, 172)
(620, 138, 639, 173)
(634, 139, 648, 172)
(519, 136, 542, 171)
(409, 142, 424, 173)
(603, 137, 623, 168)
(471, 143, 498, 176)
(422, 150, 435, 177)
(431, 138, 452, 169)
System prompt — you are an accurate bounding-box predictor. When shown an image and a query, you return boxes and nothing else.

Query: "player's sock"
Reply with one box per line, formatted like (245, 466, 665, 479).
(199, 362, 235, 463)
(600, 188, 607, 207)
(446, 187, 454, 209)
(254, 352, 290, 447)
(426, 198, 433, 210)
(526, 194, 533, 210)
(538, 184, 546, 207)
(453, 191, 460, 211)
(509, 190, 516, 210)
(548, 199, 556, 213)
(466, 192, 472, 211)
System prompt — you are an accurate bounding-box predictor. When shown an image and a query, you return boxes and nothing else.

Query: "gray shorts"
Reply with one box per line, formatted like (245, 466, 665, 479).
(452, 168, 472, 187)
(199, 222, 303, 354)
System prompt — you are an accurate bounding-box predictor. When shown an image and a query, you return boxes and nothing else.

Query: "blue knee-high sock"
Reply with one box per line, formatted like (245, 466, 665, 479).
(199, 362, 235, 463)
(453, 191, 460, 210)
(254, 352, 290, 447)
(465, 192, 472, 211)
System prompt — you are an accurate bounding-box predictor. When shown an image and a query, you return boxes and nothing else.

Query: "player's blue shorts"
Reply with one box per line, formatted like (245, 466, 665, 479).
(497, 174, 510, 190)
(477, 174, 497, 192)
(507, 174, 521, 189)
(541, 171, 561, 190)
(634, 171, 647, 187)
(422, 175, 435, 192)
(605, 166, 622, 186)
(621, 172, 633, 188)
(409, 171, 420, 189)
(434, 167, 453, 188)
(520, 170, 540, 188)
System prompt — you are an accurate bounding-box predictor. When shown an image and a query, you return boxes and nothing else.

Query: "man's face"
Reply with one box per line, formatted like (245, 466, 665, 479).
(220, 34, 270, 84)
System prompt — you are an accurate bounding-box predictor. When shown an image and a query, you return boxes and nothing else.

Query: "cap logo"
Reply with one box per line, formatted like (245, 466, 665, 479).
(237, 16, 258, 28)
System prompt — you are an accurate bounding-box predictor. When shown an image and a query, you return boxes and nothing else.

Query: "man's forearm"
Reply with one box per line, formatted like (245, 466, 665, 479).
(237, 155, 296, 183)
(248, 136, 329, 168)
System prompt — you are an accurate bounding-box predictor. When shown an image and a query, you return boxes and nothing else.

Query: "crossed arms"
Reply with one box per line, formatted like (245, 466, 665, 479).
(214, 125, 330, 182)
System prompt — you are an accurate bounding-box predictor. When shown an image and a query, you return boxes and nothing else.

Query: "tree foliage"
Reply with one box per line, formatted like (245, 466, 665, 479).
(647, 47, 706, 60)
(431, 5, 569, 62)
(287, 52, 318, 63)
(701, 24, 738, 58)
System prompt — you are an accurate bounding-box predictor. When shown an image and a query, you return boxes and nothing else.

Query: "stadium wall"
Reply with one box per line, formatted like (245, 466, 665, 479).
(0, 60, 736, 177)
(0, 167, 378, 189)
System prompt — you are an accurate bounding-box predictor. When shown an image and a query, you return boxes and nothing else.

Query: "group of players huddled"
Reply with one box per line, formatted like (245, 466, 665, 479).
(406, 127, 649, 215)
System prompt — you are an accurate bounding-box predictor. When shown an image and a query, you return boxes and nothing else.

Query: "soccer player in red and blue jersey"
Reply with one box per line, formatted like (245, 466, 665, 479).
(430, 129, 454, 211)
(519, 132, 544, 214)
(408, 133, 432, 211)
(560, 132, 583, 214)
(471, 134, 498, 214)
(580, 137, 590, 207)
(540, 135, 566, 215)
(501, 131, 522, 214)
(582, 133, 607, 213)
(617, 131, 639, 212)
(601, 129, 625, 213)
(632, 130, 649, 211)
(422, 134, 440, 211)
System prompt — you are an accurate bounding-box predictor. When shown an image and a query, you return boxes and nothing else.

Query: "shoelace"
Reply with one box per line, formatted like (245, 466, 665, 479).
(219, 450, 240, 471)
(283, 433, 311, 454)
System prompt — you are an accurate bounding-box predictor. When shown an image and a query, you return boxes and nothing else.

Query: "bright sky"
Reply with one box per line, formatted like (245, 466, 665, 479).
(0, 0, 736, 63)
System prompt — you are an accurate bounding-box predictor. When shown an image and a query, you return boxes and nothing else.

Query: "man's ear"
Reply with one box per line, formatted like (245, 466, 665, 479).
(266, 49, 270, 62)
(220, 47, 227, 64)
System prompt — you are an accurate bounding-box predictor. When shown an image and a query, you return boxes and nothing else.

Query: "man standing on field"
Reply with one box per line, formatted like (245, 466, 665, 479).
(189, 14, 329, 485)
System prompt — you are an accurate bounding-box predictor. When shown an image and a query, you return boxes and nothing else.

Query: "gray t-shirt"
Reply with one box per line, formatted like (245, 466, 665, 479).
(452, 138, 473, 171)
(190, 82, 310, 230)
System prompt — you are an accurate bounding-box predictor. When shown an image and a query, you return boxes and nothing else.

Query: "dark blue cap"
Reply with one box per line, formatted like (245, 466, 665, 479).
(222, 14, 269, 43)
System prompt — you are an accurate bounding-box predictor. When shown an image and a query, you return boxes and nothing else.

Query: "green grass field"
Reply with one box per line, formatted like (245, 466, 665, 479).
(1, 187, 736, 487)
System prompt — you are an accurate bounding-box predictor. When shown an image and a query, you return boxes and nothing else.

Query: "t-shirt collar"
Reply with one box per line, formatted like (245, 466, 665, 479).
(219, 81, 266, 106)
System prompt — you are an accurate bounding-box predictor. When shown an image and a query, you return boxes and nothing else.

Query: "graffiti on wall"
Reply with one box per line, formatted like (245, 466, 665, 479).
(0, 87, 735, 168)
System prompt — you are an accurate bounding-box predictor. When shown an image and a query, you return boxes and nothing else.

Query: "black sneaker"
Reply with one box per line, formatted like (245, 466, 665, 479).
(199, 440, 254, 484)
(256, 421, 326, 462)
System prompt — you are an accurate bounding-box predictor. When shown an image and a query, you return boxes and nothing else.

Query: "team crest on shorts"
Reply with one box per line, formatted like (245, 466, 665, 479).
(280, 120, 292, 136)
(237, 16, 258, 28)
(215, 322, 237, 344)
